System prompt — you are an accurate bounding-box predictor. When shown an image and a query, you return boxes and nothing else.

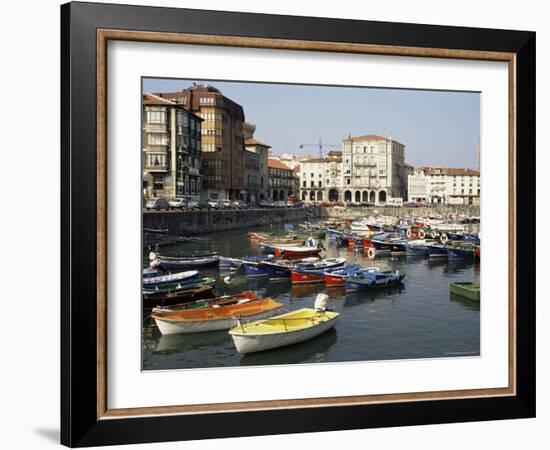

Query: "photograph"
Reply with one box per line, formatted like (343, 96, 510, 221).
(141, 79, 481, 370)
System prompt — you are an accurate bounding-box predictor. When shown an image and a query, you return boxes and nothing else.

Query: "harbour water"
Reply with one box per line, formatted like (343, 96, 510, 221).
(142, 222, 480, 370)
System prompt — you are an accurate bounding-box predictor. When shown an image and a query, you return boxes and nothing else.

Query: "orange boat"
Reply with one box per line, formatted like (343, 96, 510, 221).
(152, 298, 283, 335)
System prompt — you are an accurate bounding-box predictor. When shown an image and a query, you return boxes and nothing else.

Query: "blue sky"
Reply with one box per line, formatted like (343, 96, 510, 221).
(143, 78, 480, 168)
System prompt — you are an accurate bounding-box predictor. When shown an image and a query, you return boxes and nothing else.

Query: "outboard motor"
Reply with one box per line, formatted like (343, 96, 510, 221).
(314, 293, 329, 312)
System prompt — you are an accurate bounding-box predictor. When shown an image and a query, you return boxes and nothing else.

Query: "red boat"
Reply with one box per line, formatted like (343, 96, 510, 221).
(276, 247, 322, 258)
(475, 246, 480, 259)
(325, 273, 346, 287)
(290, 270, 326, 284)
(290, 258, 347, 284)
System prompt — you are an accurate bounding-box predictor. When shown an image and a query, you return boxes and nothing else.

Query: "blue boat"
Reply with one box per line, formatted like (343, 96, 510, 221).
(447, 247, 476, 260)
(462, 233, 480, 244)
(142, 270, 199, 287)
(326, 229, 342, 239)
(344, 269, 405, 292)
(405, 242, 429, 256)
(219, 254, 273, 270)
(260, 261, 294, 279)
(426, 243, 448, 257)
(242, 261, 269, 277)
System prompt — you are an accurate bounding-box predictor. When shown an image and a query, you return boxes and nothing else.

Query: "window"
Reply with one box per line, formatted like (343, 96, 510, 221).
(146, 153, 166, 167)
(146, 110, 166, 124)
(318, 181, 322, 187)
(303, 181, 306, 187)
(152, 174, 164, 190)
(310, 181, 315, 187)
(346, 178, 350, 185)
(176, 110, 188, 127)
(199, 97, 215, 105)
(148, 133, 168, 145)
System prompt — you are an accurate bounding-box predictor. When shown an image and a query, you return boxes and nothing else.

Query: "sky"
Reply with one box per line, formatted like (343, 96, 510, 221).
(143, 78, 480, 169)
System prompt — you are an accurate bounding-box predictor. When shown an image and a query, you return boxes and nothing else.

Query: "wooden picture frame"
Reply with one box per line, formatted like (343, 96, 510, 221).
(61, 1, 535, 447)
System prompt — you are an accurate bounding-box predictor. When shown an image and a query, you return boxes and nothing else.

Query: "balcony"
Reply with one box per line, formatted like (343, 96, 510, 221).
(145, 164, 168, 172)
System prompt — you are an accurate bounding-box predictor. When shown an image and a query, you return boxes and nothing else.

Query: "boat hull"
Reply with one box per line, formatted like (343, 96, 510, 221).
(242, 261, 269, 277)
(154, 309, 280, 335)
(230, 313, 339, 354)
(447, 247, 475, 260)
(450, 282, 480, 301)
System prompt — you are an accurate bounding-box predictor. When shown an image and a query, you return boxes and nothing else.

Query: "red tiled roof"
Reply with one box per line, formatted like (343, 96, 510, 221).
(268, 158, 292, 170)
(421, 166, 480, 176)
(244, 138, 271, 148)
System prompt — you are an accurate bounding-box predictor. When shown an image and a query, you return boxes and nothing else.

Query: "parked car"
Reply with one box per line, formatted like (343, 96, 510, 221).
(208, 199, 233, 209)
(168, 198, 186, 210)
(231, 200, 248, 209)
(259, 199, 274, 208)
(145, 197, 169, 211)
(274, 201, 287, 208)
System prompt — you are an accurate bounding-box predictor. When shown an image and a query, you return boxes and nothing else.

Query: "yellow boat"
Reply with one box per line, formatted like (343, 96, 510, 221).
(229, 303, 339, 354)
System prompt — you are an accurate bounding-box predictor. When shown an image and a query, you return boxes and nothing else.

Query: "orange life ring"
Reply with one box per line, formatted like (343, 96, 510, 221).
(367, 247, 376, 259)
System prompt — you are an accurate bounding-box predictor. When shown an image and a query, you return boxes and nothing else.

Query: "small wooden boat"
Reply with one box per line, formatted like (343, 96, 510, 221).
(446, 246, 476, 260)
(143, 277, 217, 295)
(149, 251, 220, 270)
(151, 291, 258, 313)
(405, 240, 430, 256)
(142, 270, 199, 287)
(450, 282, 480, 301)
(345, 269, 405, 291)
(220, 254, 274, 270)
(325, 265, 369, 287)
(143, 284, 215, 309)
(152, 299, 284, 335)
(229, 295, 339, 354)
(426, 242, 448, 258)
(278, 246, 322, 258)
(290, 258, 348, 284)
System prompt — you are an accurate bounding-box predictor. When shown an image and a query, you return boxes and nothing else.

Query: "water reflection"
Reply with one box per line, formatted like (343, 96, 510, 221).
(239, 329, 338, 366)
(154, 330, 230, 354)
(449, 293, 480, 311)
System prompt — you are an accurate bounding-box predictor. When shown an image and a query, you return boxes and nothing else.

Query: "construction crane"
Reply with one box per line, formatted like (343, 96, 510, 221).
(299, 138, 339, 159)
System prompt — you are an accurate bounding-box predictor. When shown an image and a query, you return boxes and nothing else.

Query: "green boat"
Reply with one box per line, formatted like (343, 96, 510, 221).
(450, 282, 480, 301)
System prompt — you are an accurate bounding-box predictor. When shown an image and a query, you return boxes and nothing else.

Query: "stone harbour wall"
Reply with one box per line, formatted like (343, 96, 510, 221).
(143, 206, 324, 235)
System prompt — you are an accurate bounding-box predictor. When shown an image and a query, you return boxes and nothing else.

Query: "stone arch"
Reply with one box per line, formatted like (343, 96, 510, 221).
(362, 191, 368, 202)
(309, 191, 316, 201)
(273, 191, 279, 201)
(369, 191, 376, 203)
(328, 189, 338, 202)
(317, 191, 323, 201)
(301, 191, 307, 201)
(379, 190, 387, 204)
(344, 190, 352, 202)
(355, 191, 361, 203)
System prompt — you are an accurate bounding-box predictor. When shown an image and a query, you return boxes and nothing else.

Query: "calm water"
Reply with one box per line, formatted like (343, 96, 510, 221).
(142, 223, 480, 370)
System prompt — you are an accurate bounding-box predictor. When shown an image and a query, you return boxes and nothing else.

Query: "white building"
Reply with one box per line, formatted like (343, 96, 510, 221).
(407, 167, 480, 205)
(407, 169, 430, 203)
(341, 134, 406, 204)
(299, 133, 407, 206)
(300, 134, 407, 205)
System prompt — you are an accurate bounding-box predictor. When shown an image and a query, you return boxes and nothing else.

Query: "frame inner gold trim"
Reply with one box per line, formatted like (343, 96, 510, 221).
(96, 28, 517, 420)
